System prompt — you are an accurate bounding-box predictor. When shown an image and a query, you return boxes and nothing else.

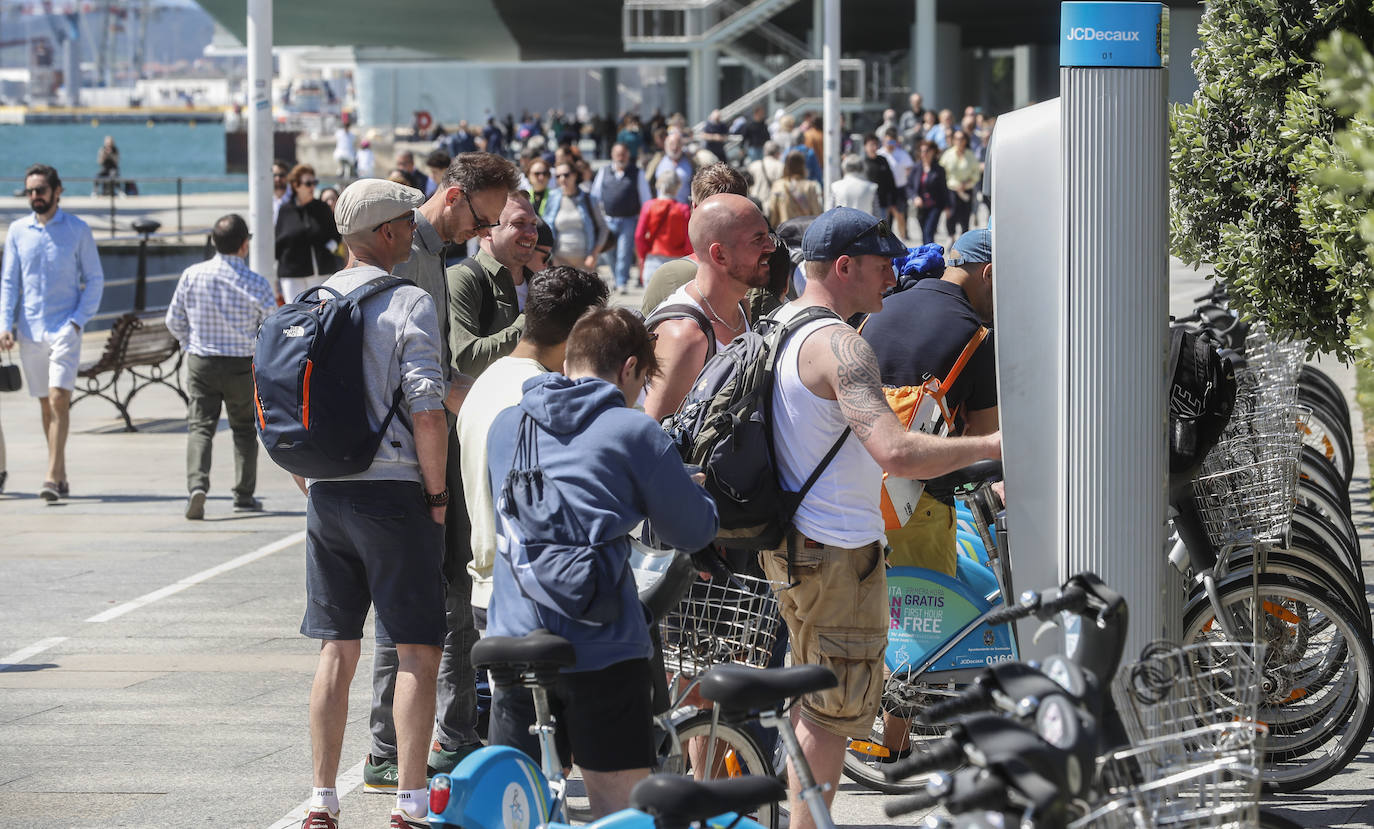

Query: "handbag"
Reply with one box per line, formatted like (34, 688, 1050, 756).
(0, 349, 21, 393)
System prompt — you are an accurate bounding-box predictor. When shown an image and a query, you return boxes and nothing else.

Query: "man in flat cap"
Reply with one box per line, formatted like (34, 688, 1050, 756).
(295, 178, 456, 829)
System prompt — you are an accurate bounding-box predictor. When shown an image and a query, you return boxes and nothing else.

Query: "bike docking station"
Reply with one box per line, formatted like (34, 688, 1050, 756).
(989, 1, 1171, 661)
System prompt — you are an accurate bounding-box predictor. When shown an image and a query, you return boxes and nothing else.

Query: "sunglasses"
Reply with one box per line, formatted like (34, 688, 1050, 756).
(298, 178, 318, 187)
(456, 190, 499, 231)
(555, 172, 575, 180)
(837, 219, 890, 254)
(23, 186, 51, 196)
(529, 170, 550, 178)
(372, 212, 416, 233)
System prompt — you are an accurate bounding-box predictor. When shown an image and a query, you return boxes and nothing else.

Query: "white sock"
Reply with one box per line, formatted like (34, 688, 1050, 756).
(308, 787, 340, 814)
(397, 788, 427, 819)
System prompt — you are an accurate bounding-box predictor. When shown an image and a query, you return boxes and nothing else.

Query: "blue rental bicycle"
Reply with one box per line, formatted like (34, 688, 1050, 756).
(425, 628, 790, 829)
(843, 459, 1022, 793)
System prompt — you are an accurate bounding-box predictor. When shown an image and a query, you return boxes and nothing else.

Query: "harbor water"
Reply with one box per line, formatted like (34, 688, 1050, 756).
(0, 121, 246, 195)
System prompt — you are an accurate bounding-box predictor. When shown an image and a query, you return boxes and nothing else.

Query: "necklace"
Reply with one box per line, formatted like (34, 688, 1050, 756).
(693, 281, 745, 334)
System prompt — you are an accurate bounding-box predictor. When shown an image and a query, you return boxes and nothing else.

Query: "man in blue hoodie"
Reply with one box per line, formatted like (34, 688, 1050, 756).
(486, 307, 719, 817)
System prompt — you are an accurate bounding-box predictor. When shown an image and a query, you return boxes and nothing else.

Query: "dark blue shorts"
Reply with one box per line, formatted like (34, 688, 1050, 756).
(301, 480, 446, 647)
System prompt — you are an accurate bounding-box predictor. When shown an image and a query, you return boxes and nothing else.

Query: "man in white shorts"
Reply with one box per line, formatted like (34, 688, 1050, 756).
(0, 164, 104, 501)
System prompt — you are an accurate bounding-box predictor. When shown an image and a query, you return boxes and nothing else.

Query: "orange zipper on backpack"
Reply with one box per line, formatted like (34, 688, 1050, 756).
(302, 359, 314, 428)
(252, 367, 266, 430)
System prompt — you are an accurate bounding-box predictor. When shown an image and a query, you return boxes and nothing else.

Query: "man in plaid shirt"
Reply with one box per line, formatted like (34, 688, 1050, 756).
(165, 213, 277, 519)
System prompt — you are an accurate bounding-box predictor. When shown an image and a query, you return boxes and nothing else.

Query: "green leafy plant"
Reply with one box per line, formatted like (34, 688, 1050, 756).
(1170, 0, 1374, 361)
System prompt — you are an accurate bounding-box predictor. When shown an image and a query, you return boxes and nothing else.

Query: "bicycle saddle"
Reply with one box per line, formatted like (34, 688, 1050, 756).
(698, 663, 836, 714)
(630, 774, 785, 828)
(470, 629, 575, 671)
(924, 459, 1003, 492)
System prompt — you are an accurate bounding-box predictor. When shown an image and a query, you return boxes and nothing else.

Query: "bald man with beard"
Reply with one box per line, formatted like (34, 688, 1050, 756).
(643, 193, 777, 421)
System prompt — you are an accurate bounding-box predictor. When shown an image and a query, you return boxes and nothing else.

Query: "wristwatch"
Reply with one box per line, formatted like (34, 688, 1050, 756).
(425, 488, 450, 507)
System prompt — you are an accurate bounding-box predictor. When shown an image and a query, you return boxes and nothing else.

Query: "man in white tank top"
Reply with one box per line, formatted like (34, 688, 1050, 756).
(643, 194, 777, 420)
(762, 207, 1002, 829)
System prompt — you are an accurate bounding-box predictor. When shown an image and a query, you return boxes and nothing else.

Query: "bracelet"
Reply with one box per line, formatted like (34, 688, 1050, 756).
(425, 488, 450, 507)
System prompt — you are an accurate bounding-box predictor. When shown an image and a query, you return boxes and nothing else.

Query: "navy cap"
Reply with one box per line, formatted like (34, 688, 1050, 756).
(801, 207, 907, 261)
(534, 216, 555, 249)
(947, 228, 992, 266)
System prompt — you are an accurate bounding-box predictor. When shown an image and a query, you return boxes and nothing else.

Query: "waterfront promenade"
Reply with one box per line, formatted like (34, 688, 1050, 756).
(0, 241, 1370, 826)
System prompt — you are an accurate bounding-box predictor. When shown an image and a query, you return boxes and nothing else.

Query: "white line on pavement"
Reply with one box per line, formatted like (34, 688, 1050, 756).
(0, 636, 69, 671)
(267, 759, 366, 829)
(86, 530, 308, 623)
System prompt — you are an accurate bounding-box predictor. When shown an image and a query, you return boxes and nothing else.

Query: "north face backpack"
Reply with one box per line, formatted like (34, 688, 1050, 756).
(662, 306, 850, 552)
(253, 276, 408, 478)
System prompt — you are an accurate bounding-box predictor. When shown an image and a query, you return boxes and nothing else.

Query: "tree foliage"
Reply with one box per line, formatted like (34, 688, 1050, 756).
(1170, 0, 1374, 360)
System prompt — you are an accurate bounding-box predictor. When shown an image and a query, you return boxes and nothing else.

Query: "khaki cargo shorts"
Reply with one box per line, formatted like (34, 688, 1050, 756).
(760, 533, 888, 738)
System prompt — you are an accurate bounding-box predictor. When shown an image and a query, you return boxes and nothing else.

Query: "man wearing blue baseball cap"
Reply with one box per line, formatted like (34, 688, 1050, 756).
(760, 208, 1002, 829)
(859, 226, 1000, 761)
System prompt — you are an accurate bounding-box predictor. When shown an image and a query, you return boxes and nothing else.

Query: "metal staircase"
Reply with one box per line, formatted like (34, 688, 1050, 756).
(624, 0, 840, 123)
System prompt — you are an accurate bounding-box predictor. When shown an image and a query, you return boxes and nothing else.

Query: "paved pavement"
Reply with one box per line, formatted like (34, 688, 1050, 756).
(0, 249, 1371, 827)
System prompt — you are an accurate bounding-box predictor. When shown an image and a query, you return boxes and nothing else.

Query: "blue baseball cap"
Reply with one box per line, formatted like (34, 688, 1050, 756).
(947, 228, 992, 267)
(801, 207, 908, 262)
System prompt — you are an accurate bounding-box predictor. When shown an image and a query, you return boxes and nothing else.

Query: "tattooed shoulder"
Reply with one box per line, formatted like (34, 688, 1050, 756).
(829, 328, 888, 441)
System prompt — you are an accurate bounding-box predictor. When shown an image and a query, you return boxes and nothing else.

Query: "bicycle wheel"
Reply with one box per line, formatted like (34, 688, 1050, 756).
(1299, 365, 1350, 429)
(675, 710, 779, 829)
(841, 673, 952, 794)
(1291, 503, 1361, 582)
(1180, 573, 1374, 792)
(1217, 546, 1366, 634)
(1298, 405, 1354, 487)
(1299, 445, 1351, 516)
(1295, 479, 1357, 543)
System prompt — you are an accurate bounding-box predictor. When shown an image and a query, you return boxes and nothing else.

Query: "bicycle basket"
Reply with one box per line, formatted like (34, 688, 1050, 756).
(658, 571, 784, 676)
(1074, 641, 1268, 829)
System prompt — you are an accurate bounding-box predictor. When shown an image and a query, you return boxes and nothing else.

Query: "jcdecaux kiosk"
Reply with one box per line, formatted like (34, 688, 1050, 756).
(991, 2, 1171, 660)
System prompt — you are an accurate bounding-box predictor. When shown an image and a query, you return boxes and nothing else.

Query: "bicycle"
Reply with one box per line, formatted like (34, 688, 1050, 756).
(427, 628, 784, 829)
(842, 459, 1021, 794)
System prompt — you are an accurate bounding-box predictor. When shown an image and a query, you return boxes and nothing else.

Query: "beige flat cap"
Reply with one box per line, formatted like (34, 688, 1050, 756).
(334, 178, 424, 235)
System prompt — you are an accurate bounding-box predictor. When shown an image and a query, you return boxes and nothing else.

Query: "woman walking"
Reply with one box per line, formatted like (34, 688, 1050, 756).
(274, 164, 340, 302)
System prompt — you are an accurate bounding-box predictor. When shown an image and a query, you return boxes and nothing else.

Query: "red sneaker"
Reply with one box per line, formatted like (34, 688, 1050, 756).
(301, 808, 339, 829)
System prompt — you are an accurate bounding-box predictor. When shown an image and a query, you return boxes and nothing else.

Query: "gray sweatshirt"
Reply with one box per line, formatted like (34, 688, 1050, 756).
(308, 264, 446, 485)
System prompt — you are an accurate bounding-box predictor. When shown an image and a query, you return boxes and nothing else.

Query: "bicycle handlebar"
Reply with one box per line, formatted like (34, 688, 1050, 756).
(882, 787, 941, 817)
(884, 736, 964, 781)
(983, 584, 1088, 627)
(918, 681, 992, 724)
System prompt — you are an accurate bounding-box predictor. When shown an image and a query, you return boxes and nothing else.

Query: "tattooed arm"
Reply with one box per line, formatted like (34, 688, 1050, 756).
(803, 324, 1001, 479)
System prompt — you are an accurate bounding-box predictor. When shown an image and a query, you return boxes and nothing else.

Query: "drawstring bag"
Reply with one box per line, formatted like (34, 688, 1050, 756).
(497, 414, 623, 624)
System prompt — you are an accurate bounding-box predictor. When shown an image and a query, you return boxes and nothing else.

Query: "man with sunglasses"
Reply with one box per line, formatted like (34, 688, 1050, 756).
(0, 163, 104, 502)
(760, 207, 1001, 829)
(365, 153, 519, 795)
(296, 178, 454, 829)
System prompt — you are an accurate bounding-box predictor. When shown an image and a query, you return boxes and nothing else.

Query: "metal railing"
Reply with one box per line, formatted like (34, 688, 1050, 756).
(2, 175, 244, 242)
(623, 0, 803, 49)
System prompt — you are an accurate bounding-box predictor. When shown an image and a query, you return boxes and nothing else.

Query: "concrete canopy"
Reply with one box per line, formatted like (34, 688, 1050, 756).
(196, 0, 629, 61)
(197, 0, 1199, 60)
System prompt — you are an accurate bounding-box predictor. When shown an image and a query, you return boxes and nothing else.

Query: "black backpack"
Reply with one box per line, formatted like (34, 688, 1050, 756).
(253, 276, 407, 478)
(1167, 326, 1236, 477)
(662, 306, 850, 552)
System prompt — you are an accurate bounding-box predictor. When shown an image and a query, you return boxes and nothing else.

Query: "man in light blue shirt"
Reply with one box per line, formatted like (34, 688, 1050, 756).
(0, 164, 104, 501)
(164, 213, 276, 520)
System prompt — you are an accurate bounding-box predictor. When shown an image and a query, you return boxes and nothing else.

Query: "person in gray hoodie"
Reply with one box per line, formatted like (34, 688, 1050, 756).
(485, 306, 718, 817)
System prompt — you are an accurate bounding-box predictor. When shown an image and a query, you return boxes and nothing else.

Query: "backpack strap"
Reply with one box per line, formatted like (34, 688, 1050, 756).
(765, 306, 853, 585)
(457, 256, 497, 334)
(932, 326, 989, 428)
(344, 274, 411, 440)
(646, 302, 717, 360)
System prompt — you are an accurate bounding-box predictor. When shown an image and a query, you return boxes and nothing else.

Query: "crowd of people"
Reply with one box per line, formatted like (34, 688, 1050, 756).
(2, 88, 1002, 828)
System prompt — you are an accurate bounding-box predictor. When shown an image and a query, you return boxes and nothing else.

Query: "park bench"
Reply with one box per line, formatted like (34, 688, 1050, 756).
(73, 311, 187, 431)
